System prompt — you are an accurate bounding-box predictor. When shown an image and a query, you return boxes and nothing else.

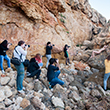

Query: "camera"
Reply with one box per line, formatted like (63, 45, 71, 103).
(8, 43, 12, 45)
(25, 44, 30, 47)
(52, 44, 55, 46)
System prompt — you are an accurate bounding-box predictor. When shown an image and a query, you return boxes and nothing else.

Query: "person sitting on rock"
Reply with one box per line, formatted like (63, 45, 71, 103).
(90, 45, 108, 58)
(47, 58, 64, 88)
(0, 40, 13, 74)
(104, 55, 110, 91)
(64, 44, 70, 65)
(27, 54, 42, 82)
(35, 53, 43, 67)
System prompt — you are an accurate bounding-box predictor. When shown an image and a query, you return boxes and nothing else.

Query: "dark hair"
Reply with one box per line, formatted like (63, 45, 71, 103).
(1, 40, 8, 47)
(106, 55, 110, 61)
(18, 40, 25, 46)
(47, 42, 51, 46)
(49, 58, 56, 64)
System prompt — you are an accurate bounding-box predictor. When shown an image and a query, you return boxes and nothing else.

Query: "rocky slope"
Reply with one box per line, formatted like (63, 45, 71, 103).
(0, 63, 110, 110)
(0, 0, 109, 60)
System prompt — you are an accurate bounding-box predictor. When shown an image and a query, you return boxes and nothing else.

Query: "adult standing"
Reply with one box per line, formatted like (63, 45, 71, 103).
(13, 40, 28, 94)
(46, 42, 54, 68)
(104, 55, 110, 91)
(0, 40, 12, 73)
(64, 44, 70, 65)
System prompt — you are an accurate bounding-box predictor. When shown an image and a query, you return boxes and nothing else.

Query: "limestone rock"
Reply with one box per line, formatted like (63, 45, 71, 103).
(20, 98, 30, 109)
(52, 96, 64, 108)
(31, 96, 46, 110)
(0, 103, 5, 109)
(0, 90, 5, 101)
(4, 98, 13, 106)
(1, 77, 10, 86)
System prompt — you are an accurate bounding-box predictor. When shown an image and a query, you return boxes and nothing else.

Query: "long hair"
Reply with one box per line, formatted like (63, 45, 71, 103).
(106, 55, 110, 61)
(1, 40, 8, 47)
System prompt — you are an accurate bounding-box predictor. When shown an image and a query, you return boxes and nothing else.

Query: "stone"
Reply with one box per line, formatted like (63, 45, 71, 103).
(34, 81, 43, 92)
(0, 103, 5, 109)
(4, 98, 13, 106)
(52, 96, 64, 108)
(23, 105, 35, 110)
(0, 90, 5, 101)
(1, 77, 10, 86)
(91, 89, 102, 97)
(31, 96, 46, 110)
(20, 98, 30, 109)
(8, 79, 16, 87)
(3, 86, 13, 98)
(68, 91, 82, 101)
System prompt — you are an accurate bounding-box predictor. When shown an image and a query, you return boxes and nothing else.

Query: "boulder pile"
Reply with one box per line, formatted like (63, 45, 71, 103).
(0, 62, 110, 110)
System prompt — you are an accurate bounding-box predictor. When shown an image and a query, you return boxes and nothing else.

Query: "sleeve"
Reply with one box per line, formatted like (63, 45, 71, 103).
(17, 47, 27, 56)
(48, 46, 52, 50)
(52, 65, 59, 71)
(0, 45, 8, 50)
(34, 62, 40, 69)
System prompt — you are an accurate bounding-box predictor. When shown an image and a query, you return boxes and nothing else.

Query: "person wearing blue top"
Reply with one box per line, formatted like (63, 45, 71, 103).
(47, 58, 64, 88)
(46, 42, 54, 68)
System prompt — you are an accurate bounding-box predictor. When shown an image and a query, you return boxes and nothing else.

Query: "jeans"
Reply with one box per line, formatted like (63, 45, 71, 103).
(38, 63, 43, 67)
(50, 70, 64, 87)
(0, 55, 11, 70)
(14, 63, 25, 91)
(27, 69, 41, 79)
(46, 55, 51, 68)
(104, 72, 110, 90)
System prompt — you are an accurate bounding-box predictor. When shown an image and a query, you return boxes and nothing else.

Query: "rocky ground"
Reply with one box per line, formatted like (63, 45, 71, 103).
(0, 62, 110, 110)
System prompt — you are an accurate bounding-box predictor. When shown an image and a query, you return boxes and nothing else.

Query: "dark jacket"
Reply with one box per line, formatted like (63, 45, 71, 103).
(64, 48, 68, 58)
(47, 64, 59, 82)
(0, 40, 8, 56)
(46, 46, 52, 55)
(27, 58, 40, 73)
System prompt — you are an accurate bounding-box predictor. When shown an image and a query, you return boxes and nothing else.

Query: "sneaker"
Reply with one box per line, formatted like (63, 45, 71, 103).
(34, 79, 39, 82)
(18, 90, 25, 94)
(2, 70, 5, 74)
(23, 87, 26, 90)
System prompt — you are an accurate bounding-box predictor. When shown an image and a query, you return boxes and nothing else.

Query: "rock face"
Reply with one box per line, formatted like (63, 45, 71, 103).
(0, 0, 108, 63)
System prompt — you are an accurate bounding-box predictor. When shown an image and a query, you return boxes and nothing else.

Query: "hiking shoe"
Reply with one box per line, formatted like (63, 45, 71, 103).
(34, 79, 39, 82)
(2, 70, 5, 74)
(23, 87, 26, 90)
(18, 90, 25, 94)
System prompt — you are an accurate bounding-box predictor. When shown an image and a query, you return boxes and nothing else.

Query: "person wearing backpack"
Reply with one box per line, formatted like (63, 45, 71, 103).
(13, 40, 28, 94)
(0, 40, 12, 73)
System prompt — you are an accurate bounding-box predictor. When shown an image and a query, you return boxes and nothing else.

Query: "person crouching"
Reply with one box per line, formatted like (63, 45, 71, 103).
(27, 54, 42, 82)
(47, 58, 64, 88)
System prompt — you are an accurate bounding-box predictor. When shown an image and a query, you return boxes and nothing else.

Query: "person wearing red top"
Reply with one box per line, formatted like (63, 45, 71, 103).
(35, 53, 43, 67)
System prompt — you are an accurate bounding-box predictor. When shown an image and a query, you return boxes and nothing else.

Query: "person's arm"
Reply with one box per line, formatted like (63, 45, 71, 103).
(0, 45, 8, 50)
(17, 46, 27, 56)
(34, 62, 40, 69)
(48, 46, 52, 50)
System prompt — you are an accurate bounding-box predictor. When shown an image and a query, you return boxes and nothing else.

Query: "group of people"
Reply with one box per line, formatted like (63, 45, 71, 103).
(0, 39, 110, 94)
(0, 40, 66, 94)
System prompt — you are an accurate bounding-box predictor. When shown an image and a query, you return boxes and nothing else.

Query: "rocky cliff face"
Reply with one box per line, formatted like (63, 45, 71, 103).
(0, 0, 108, 60)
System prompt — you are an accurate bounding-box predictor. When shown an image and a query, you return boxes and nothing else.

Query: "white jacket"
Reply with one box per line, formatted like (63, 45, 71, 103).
(13, 46, 27, 62)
